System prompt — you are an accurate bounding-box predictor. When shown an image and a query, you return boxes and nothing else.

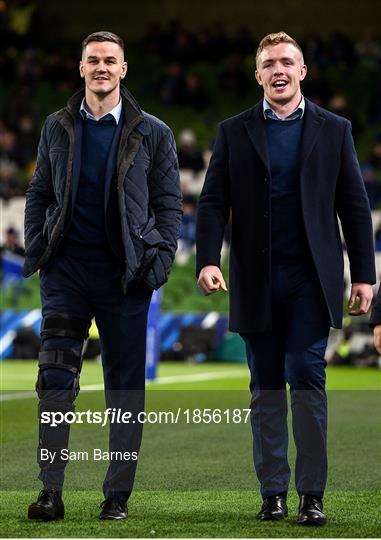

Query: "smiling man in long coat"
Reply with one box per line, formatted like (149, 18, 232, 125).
(196, 31, 375, 526)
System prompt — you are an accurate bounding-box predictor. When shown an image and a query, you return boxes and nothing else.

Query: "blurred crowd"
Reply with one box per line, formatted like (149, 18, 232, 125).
(1, 17, 381, 257)
(146, 24, 381, 117)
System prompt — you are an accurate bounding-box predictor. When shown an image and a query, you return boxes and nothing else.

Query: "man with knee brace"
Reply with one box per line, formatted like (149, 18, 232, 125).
(23, 31, 182, 521)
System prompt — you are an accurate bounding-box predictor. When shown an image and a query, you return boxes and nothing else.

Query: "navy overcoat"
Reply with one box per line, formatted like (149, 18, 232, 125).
(196, 99, 376, 332)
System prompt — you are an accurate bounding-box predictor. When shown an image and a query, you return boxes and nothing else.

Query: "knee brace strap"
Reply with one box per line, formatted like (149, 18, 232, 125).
(38, 349, 82, 374)
(41, 314, 89, 341)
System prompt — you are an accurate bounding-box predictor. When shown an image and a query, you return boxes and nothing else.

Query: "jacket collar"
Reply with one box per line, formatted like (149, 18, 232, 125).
(58, 85, 145, 134)
(244, 97, 325, 174)
(119, 85, 145, 132)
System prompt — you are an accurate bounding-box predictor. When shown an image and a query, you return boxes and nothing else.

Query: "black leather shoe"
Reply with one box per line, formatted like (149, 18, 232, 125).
(297, 495, 326, 526)
(99, 497, 128, 520)
(256, 495, 288, 520)
(28, 489, 64, 521)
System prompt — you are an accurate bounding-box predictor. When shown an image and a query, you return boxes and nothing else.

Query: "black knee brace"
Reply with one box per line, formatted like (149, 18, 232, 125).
(36, 348, 82, 469)
(41, 313, 90, 342)
(38, 313, 90, 394)
(37, 348, 82, 395)
(36, 314, 90, 469)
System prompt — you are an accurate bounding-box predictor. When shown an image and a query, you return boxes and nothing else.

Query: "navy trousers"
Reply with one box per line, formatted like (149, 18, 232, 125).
(38, 253, 152, 501)
(241, 261, 330, 499)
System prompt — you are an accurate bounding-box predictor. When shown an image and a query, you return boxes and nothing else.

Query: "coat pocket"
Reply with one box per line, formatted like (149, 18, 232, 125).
(25, 231, 47, 258)
(43, 204, 61, 242)
(133, 227, 166, 279)
(140, 228, 166, 246)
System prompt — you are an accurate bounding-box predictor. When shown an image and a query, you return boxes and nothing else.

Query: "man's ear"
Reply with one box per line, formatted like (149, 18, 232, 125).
(121, 62, 128, 80)
(255, 69, 263, 86)
(300, 64, 307, 81)
(79, 61, 84, 78)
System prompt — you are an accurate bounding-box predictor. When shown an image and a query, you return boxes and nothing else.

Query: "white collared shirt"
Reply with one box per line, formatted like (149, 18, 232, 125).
(263, 96, 305, 121)
(79, 98, 122, 123)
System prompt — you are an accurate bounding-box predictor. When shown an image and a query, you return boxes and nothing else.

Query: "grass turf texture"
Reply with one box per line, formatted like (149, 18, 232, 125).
(1, 362, 380, 537)
(2, 490, 380, 538)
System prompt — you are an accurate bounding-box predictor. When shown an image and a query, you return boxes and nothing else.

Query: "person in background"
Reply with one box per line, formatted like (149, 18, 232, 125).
(177, 129, 205, 173)
(0, 226, 25, 257)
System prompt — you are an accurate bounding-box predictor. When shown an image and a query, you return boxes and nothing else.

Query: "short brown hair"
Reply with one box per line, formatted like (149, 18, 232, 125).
(256, 31, 303, 66)
(81, 31, 124, 56)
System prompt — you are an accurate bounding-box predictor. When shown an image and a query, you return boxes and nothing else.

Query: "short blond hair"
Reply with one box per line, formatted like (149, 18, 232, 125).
(256, 31, 304, 66)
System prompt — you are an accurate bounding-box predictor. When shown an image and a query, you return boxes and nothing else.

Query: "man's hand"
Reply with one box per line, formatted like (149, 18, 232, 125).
(348, 282, 373, 316)
(373, 325, 381, 355)
(197, 265, 228, 296)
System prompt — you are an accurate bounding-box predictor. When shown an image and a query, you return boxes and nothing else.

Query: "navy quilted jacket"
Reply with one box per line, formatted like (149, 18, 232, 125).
(23, 86, 182, 291)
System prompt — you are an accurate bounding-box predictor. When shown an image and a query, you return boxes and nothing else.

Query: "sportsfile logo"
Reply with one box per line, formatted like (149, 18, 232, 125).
(41, 408, 142, 427)
(41, 407, 252, 427)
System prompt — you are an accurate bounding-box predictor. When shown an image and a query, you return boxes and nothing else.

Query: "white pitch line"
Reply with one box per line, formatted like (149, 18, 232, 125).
(1, 390, 36, 401)
(0, 369, 248, 401)
(151, 369, 246, 384)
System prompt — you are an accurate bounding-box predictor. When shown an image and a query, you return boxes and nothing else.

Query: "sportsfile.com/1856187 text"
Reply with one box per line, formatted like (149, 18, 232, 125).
(40, 408, 252, 427)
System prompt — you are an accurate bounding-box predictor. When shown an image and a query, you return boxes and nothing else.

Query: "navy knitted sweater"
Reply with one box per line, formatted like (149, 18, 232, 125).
(265, 117, 310, 261)
(65, 115, 119, 259)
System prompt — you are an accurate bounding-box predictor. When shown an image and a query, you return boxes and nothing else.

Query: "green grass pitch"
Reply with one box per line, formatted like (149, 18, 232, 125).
(1, 361, 380, 537)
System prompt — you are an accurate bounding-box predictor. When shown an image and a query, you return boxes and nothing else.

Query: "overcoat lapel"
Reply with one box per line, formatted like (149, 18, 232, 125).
(243, 99, 326, 178)
(300, 99, 325, 173)
(244, 103, 271, 176)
